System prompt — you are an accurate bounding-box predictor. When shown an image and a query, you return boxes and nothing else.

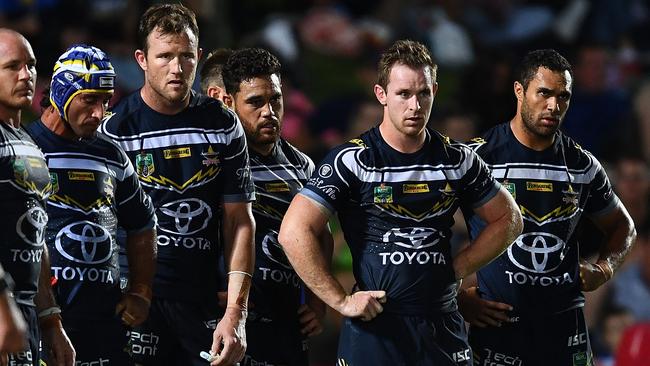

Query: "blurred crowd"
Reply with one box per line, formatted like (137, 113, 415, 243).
(3, 0, 650, 365)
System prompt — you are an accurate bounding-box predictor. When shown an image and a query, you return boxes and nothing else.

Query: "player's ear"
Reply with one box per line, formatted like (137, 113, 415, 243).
(135, 49, 147, 71)
(514, 81, 524, 102)
(374, 84, 387, 106)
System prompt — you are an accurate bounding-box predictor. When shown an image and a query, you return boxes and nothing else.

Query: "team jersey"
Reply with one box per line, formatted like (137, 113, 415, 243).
(248, 139, 314, 322)
(100, 91, 254, 300)
(464, 122, 618, 315)
(0, 122, 51, 306)
(26, 120, 156, 320)
(301, 126, 499, 315)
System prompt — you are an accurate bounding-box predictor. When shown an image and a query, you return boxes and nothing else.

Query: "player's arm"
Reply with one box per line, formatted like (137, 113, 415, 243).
(453, 186, 523, 281)
(115, 227, 157, 326)
(580, 201, 636, 291)
(211, 201, 255, 366)
(298, 226, 334, 336)
(0, 266, 26, 355)
(279, 194, 385, 322)
(34, 246, 75, 366)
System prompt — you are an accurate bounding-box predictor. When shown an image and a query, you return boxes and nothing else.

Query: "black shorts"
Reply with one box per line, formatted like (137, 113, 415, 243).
(243, 320, 308, 366)
(337, 311, 471, 366)
(127, 297, 219, 366)
(63, 317, 132, 365)
(8, 304, 39, 366)
(470, 307, 593, 366)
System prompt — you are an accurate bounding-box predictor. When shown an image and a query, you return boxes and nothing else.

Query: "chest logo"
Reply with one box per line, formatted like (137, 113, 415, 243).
(503, 180, 516, 199)
(265, 182, 290, 193)
(50, 173, 59, 195)
(136, 153, 155, 177)
(201, 146, 219, 166)
(163, 147, 191, 159)
(68, 171, 95, 181)
(403, 183, 429, 194)
(526, 181, 553, 192)
(374, 184, 393, 203)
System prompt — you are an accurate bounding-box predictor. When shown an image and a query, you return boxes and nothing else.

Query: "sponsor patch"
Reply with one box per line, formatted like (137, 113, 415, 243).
(50, 173, 59, 194)
(201, 146, 219, 166)
(503, 181, 516, 199)
(164, 147, 191, 159)
(99, 76, 114, 88)
(374, 184, 393, 203)
(403, 183, 429, 194)
(572, 351, 590, 366)
(136, 153, 155, 177)
(68, 171, 95, 181)
(318, 164, 333, 178)
(265, 182, 290, 192)
(526, 181, 553, 192)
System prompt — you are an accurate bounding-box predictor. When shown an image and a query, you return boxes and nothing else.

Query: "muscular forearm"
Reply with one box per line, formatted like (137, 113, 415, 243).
(126, 228, 157, 286)
(222, 203, 255, 310)
(34, 246, 58, 311)
(454, 193, 522, 280)
(597, 210, 636, 275)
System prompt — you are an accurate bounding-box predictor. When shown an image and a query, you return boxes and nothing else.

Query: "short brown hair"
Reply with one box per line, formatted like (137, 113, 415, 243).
(377, 40, 437, 89)
(200, 48, 234, 93)
(137, 3, 199, 54)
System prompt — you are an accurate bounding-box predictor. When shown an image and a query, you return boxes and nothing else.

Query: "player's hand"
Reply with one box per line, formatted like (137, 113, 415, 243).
(579, 259, 609, 292)
(41, 320, 75, 366)
(115, 293, 150, 327)
(337, 290, 386, 321)
(298, 304, 323, 337)
(210, 306, 246, 366)
(458, 287, 513, 328)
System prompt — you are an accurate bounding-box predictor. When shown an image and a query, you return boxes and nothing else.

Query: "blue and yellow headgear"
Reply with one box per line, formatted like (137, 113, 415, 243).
(50, 44, 115, 121)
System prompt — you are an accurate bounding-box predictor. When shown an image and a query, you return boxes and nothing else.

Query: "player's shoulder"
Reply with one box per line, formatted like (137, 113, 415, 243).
(93, 132, 131, 164)
(278, 139, 313, 169)
(101, 91, 142, 137)
(558, 131, 601, 171)
(188, 92, 239, 127)
(466, 122, 509, 153)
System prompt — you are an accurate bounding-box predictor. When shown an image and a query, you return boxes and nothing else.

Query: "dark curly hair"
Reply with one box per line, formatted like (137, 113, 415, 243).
(223, 48, 281, 95)
(137, 3, 199, 54)
(516, 49, 573, 91)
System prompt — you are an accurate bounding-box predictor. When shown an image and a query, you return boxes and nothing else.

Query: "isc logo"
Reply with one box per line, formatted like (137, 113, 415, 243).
(567, 332, 587, 346)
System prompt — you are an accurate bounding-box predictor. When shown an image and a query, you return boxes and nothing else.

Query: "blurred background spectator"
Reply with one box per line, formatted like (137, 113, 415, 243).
(4, 1, 649, 365)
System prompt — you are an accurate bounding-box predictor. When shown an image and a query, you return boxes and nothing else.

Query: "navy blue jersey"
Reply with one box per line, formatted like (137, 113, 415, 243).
(0, 122, 51, 306)
(302, 126, 499, 315)
(27, 120, 156, 320)
(100, 91, 255, 300)
(464, 122, 617, 315)
(248, 139, 314, 322)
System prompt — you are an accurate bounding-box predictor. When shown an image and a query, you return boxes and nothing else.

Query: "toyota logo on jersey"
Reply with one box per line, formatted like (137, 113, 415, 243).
(508, 232, 567, 274)
(261, 231, 292, 269)
(382, 227, 442, 249)
(55, 221, 112, 264)
(16, 206, 48, 247)
(157, 198, 212, 236)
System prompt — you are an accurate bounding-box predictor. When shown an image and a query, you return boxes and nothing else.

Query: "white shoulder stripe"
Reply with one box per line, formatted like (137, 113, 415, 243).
(47, 157, 132, 181)
(0, 141, 44, 159)
(113, 129, 243, 152)
(490, 166, 597, 183)
(338, 146, 474, 183)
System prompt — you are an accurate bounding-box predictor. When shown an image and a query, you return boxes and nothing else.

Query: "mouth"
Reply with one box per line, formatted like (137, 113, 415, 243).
(540, 116, 560, 125)
(259, 121, 279, 133)
(167, 80, 185, 88)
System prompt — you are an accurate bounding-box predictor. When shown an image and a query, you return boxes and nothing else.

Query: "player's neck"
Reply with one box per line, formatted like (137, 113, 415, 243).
(510, 118, 554, 151)
(379, 121, 425, 154)
(0, 107, 22, 128)
(140, 86, 189, 115)
(41, 107, 76, 140)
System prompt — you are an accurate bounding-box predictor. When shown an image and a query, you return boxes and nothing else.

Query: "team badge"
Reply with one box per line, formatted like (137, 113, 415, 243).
(562, 184, 579, 206)
(374, 183, 393, 203)
(103, 176, 114, 198)
(50, 173, 59, 194)
(13, 158, 28, 184)
(438, 182, 455, 196)
(572, 351, 590, 366)
(503, 180, 516, 199)
(201, 146, 220, 166)
(136, 152, 155, 177)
